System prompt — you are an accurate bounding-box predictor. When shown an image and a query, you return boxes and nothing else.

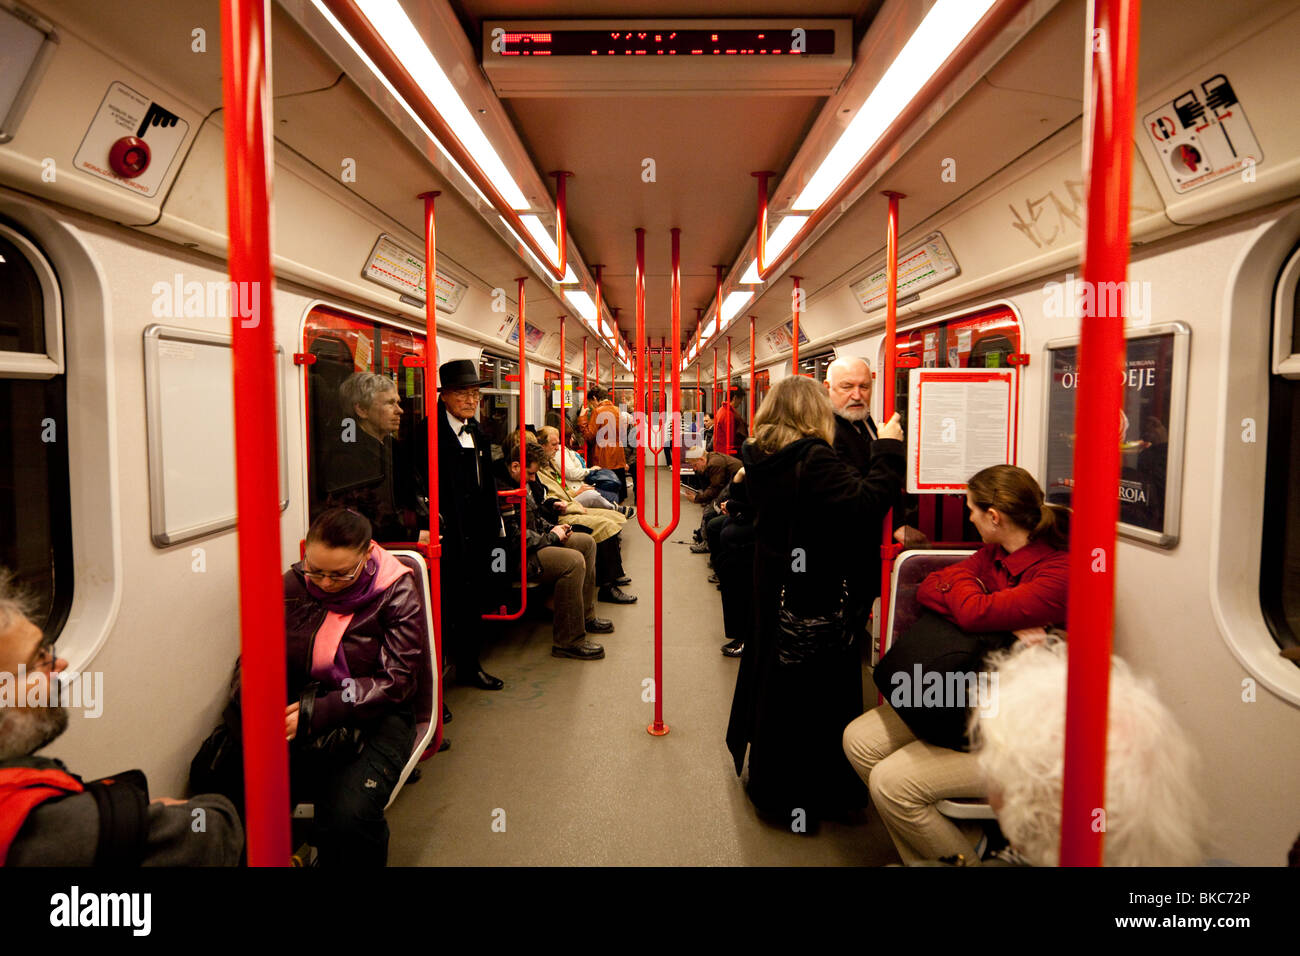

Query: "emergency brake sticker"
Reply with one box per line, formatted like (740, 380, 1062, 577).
(1142, 73, 1261, 194)
(73, 81, 189, 198)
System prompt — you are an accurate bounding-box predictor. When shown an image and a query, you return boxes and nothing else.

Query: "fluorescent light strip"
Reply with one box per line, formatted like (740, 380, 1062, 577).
(354, 0, 529, 210)
(720, 290, 754, 324)
(793, 0, 996, 210)
(522, 215, 577, 284)
(564, 290, 597, 322)
(741, 215, 809, 284)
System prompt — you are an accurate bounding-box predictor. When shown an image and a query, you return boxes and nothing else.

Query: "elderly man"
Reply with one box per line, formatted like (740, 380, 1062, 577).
(971, 641, 1208, 866)
(0, 572, 242, 865)
(323, 371, 426, 543)
(684, 446, 742, 555)
(535, 438, 637, 605)
(824, 356, 913, 596)
(536, 426, 633, 516)
(438, 359, 507, 690)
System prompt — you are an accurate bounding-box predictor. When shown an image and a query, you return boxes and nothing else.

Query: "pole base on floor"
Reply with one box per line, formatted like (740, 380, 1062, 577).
(647, 721, 670, 736)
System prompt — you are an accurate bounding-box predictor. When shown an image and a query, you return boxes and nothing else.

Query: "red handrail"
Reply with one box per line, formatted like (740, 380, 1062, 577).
(748, 315, 756, 424)
(1060, 0, 1142, 868)
(745, 0, 1030, 285)
(791, 276, 802, 371)
(877, 192, 903, 672)
(222, 0, 290, 867)
(483, 276, 531, 621)
(320, 1, 572, 283)
(418, 191, 447, 750)
(559, 314, 567, 492)
(635, 227, 682, 737)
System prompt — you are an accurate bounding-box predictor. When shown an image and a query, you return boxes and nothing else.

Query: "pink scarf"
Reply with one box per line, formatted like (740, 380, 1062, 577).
(308, 542, 412, 683)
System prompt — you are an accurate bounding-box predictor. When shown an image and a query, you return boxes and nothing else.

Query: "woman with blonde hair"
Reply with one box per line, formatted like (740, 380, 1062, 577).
(725, 375, 905, 829)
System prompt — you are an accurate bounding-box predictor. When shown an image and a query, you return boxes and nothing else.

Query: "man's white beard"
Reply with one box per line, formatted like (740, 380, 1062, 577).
(0, 704, 68, 761)
(836, 405, 869, 422)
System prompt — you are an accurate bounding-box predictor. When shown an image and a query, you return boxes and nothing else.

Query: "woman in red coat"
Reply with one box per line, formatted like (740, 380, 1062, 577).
(842, 465, 1069, 864)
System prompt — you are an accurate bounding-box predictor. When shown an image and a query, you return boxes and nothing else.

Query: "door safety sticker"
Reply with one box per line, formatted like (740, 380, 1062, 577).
(1143, 73, 1261, 193)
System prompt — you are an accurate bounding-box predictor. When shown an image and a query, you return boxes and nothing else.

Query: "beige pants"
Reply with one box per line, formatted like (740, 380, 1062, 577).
(535, 532, 597, 646)
(842, 702, 986, 865)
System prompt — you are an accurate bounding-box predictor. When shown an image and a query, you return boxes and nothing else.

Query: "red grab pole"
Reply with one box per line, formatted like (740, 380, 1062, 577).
(748, 315, 756, 424)
(712, 348, 718, 417)
(878, 192, 904, 665)
(1060, 0, 1142, 868)
(635, 227, 681, 737)
(791, 276, 802, 371)
(483, 276, 530, 621)
(610, 306, 619, 394)
(559, 314, 567, 491)
(221, 0, 290, 867)
(417, 191, 448, 745)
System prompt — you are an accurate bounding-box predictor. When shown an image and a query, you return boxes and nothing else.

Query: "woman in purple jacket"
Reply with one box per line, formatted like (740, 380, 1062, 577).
(284, 508, 429, 866)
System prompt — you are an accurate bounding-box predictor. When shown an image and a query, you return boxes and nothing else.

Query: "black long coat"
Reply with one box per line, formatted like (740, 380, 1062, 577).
(436, 404, 502, 637)
(725, 433, 905, 820)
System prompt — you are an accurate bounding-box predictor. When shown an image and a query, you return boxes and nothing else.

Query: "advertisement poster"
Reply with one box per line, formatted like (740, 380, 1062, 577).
(506, 318, 546, 353)
(1043, 327, 1188, 545)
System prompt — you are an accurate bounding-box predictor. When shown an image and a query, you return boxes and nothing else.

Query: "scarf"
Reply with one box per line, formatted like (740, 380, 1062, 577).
(302, 542, 412, 683)
(0, 767, 83, 865)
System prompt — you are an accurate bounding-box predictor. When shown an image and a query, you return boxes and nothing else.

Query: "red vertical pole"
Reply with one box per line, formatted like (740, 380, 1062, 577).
(878, 192, 904, 665)
(712, 348, 718, 417)
(791, 275, 802, 372)
(725, 336, 733, 454)
(558, 315, 567, 491)
(635, 231, 646, 519)
(749, 315, 756, 425)
(610, 307, 620, 395)
(582, 336, 588, 405)
(419, 192, 446, 742)
(222, 0, 289, 868)
(1060, 0, 1142, 868)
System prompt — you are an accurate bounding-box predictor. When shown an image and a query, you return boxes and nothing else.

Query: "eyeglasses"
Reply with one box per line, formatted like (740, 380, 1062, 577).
(303, 554, 367, 583)
(27, 637, 57, 671)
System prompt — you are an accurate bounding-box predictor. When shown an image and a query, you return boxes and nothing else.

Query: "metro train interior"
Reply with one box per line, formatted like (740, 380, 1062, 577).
(2, 0, 1299, 873)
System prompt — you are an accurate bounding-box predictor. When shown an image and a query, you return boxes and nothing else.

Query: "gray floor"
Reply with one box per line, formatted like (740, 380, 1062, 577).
(387, 469, 898, 866)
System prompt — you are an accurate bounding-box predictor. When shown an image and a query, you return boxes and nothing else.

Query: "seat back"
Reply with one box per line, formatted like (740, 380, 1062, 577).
(879, 549, 977, 665)
(386, 550, 438, 809)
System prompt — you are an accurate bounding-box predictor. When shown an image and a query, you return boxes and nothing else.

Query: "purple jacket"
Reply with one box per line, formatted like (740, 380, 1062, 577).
(283, 563, 432, 736)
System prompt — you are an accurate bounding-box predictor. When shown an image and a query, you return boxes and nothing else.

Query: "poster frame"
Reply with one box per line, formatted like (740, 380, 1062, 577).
(1039, 322, 1190, 549)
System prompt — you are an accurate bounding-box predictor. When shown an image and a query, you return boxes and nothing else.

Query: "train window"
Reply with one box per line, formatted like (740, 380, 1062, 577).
(1261, 249, 1300, 666)
(0, 225, 73, 636)
(881, 304, 1023, 544)
(797, 350, 835, 382)
(302, 305, 428, 522)
(478, 350, 519, 451)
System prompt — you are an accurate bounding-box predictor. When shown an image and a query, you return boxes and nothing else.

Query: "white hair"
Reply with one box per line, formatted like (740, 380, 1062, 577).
(825, 355, 871, 388)
(971, 642, 1208, 867)
(0, 568, 36, 635)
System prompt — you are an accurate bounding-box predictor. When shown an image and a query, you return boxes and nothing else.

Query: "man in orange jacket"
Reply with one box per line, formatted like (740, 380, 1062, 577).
(579, 385, 628, 503)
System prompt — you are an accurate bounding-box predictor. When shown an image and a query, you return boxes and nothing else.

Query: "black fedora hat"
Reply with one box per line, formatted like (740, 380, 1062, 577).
(438, 359, 492, 390)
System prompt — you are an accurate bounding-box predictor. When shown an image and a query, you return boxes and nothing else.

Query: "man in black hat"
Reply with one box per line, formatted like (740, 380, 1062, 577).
(437, 359, 505, 690)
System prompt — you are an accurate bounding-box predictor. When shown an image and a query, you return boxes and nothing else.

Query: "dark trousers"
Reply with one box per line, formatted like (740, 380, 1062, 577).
(595, 534, 625, 586)
(612, 467, 628, 503)
(441, 565, 486, 672)
(705, 512, 728, 558)
(716, 518, 755, 646)
(290, 709, 415, 867)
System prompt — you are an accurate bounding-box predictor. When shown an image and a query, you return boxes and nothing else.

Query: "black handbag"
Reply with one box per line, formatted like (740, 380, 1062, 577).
(873, 609, 1013, 750)
(774, 459, 854, 666)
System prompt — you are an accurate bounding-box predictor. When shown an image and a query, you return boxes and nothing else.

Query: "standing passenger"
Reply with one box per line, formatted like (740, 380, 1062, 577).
(579, 385, 628, 502)
(437, 360, 505, 691)
(725, 376, 905, 829)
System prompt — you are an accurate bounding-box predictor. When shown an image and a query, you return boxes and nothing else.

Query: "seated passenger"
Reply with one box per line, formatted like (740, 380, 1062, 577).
(684, 445, 742, 554)
(533, 438, 637, 605)
(283, 508, 430, 866)
(972, 641, 1209, 866)
(841, 464, 1069, 865)
(537, 426, 631, 514)
(496, 443, 614, 660)
(0, 571, 242, 866)
(725, 375, 906, 830)
(321, 371, 427, 544)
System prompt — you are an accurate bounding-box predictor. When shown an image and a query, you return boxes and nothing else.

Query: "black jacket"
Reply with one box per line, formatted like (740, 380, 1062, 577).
(725, 433, 905, 819)
(495, 464, 568, 580)
(832, 413, 902, 598)
(436, 403, 502, 603)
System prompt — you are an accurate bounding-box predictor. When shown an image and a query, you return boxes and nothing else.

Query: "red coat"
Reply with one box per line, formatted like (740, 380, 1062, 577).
(580, 400, 627, 470)
(917, 539, 1068, 631)
(712, 402, 745, 456)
